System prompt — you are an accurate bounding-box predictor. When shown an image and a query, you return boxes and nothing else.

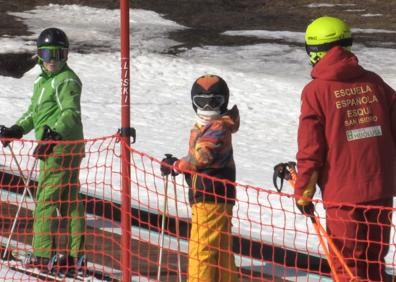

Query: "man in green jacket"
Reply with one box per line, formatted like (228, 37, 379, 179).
(0, 27, 85, 274)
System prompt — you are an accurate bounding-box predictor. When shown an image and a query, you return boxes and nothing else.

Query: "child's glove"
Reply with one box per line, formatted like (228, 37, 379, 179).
(296, 171, 317, 217)
(0, 125, 24, 147)
(160, 154, 179, 176)
(33, 125, 61, 160)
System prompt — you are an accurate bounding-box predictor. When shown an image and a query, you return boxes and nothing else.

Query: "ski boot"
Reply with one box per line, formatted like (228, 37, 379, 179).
(0, 246, 16, 261)
(22, 253, 51, 273)
(49, 253, 86, 277)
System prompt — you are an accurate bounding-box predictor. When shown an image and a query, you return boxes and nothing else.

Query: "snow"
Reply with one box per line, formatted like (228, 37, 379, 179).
(361, 13, 383, 17)
(0, 267, 41, 281)
(0, 3, 395, 277)
(306, 3, 356, 8)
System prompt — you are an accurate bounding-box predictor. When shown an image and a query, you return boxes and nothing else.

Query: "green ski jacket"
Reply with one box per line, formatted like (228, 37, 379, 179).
(16, 64, 84, 141)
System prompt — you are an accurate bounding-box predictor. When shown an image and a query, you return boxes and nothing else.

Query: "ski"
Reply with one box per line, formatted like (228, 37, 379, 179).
(82, 268, 121, 282)
(5, 259, 77, 282)
(2, 250, 120, 282)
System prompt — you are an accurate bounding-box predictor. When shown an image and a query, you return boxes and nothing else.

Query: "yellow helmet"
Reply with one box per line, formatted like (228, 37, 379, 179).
(305, 16, 353, 64)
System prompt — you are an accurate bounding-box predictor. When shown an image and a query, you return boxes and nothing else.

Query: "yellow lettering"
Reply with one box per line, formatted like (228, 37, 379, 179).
(347, 107, 371, 118)
(335, 95, 378, 109)
(358, 115, 378, 124)
(345, 119, 358, 127)
(334, 85, 372, 98)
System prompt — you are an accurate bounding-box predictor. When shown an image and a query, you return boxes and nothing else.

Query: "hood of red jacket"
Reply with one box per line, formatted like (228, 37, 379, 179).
(311, 46, 365, 81)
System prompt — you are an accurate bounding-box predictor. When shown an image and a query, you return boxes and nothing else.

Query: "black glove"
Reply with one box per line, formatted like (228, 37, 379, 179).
(296, 202, 315, 217)
(160, 154, 179, 176)
(0, 125, 24, 147)
(33, 125, 61, 160)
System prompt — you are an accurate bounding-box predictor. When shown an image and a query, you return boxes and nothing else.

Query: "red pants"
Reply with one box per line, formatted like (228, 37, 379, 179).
(326, 198, 393, 282)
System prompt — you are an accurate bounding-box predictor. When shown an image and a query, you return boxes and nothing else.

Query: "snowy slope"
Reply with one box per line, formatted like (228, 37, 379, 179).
(0, 4, 395, 270)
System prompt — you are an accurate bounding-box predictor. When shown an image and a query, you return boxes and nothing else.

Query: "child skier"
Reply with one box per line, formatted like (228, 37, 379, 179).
(161, 74, 239, 281)
(0, 27, 85, 275)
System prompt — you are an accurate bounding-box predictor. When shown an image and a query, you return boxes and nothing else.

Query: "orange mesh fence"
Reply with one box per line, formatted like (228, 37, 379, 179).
(0, 136, 394, 281)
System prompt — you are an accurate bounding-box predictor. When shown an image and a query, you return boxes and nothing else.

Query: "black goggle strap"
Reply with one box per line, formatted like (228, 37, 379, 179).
(193, 94, 225, 109)
(305, 37, 353, 55)
(37, 47, 68, 62)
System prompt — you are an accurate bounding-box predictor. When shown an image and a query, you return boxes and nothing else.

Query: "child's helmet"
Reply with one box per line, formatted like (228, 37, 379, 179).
(37, 28, 69, 48)
(191, 74, 229, 114)
(36, 28, 69, 64)
(305, 16, 352, 65)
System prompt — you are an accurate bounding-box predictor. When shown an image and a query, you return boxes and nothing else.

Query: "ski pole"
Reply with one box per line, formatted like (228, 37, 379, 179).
(171, 175, 182, 282)
(314, 216, 356, 280)
(285, 171, 342, 280)
(3, 157, 38, 259)
(8, 145, 35, 201)
(7, 146, 63, 217)
(291, 187, 341, 281)
(157, 174, 169, 281)
(310, 216, 340, 282)
(277, 164, 340, 281)
(285, 164, 356, 281)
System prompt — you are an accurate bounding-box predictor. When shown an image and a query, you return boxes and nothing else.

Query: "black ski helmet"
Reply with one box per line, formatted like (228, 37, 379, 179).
(37, 28, 69, 48)
(191, 74, 229, 114)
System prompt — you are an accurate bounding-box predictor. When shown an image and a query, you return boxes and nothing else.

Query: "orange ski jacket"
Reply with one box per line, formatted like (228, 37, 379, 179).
(176, 105, 240, 204)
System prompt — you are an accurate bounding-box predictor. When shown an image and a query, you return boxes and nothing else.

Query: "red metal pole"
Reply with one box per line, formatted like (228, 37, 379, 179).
(120, 0, 131, 281)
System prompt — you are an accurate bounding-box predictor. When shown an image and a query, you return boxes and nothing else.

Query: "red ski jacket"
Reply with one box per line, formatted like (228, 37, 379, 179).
(295, 46, 396, 205)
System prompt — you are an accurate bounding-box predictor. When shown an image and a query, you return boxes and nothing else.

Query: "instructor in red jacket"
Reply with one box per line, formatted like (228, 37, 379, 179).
(295, 16, 396, 281)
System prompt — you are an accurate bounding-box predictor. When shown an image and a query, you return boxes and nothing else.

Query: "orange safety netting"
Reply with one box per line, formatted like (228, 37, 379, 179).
(0, 136, 394, 281)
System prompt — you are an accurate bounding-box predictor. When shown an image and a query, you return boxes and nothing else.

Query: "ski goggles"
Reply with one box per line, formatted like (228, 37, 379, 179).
(305, 37, 353, 55)
(37, 47, 68, 62)
(193, 94, 225, 110)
